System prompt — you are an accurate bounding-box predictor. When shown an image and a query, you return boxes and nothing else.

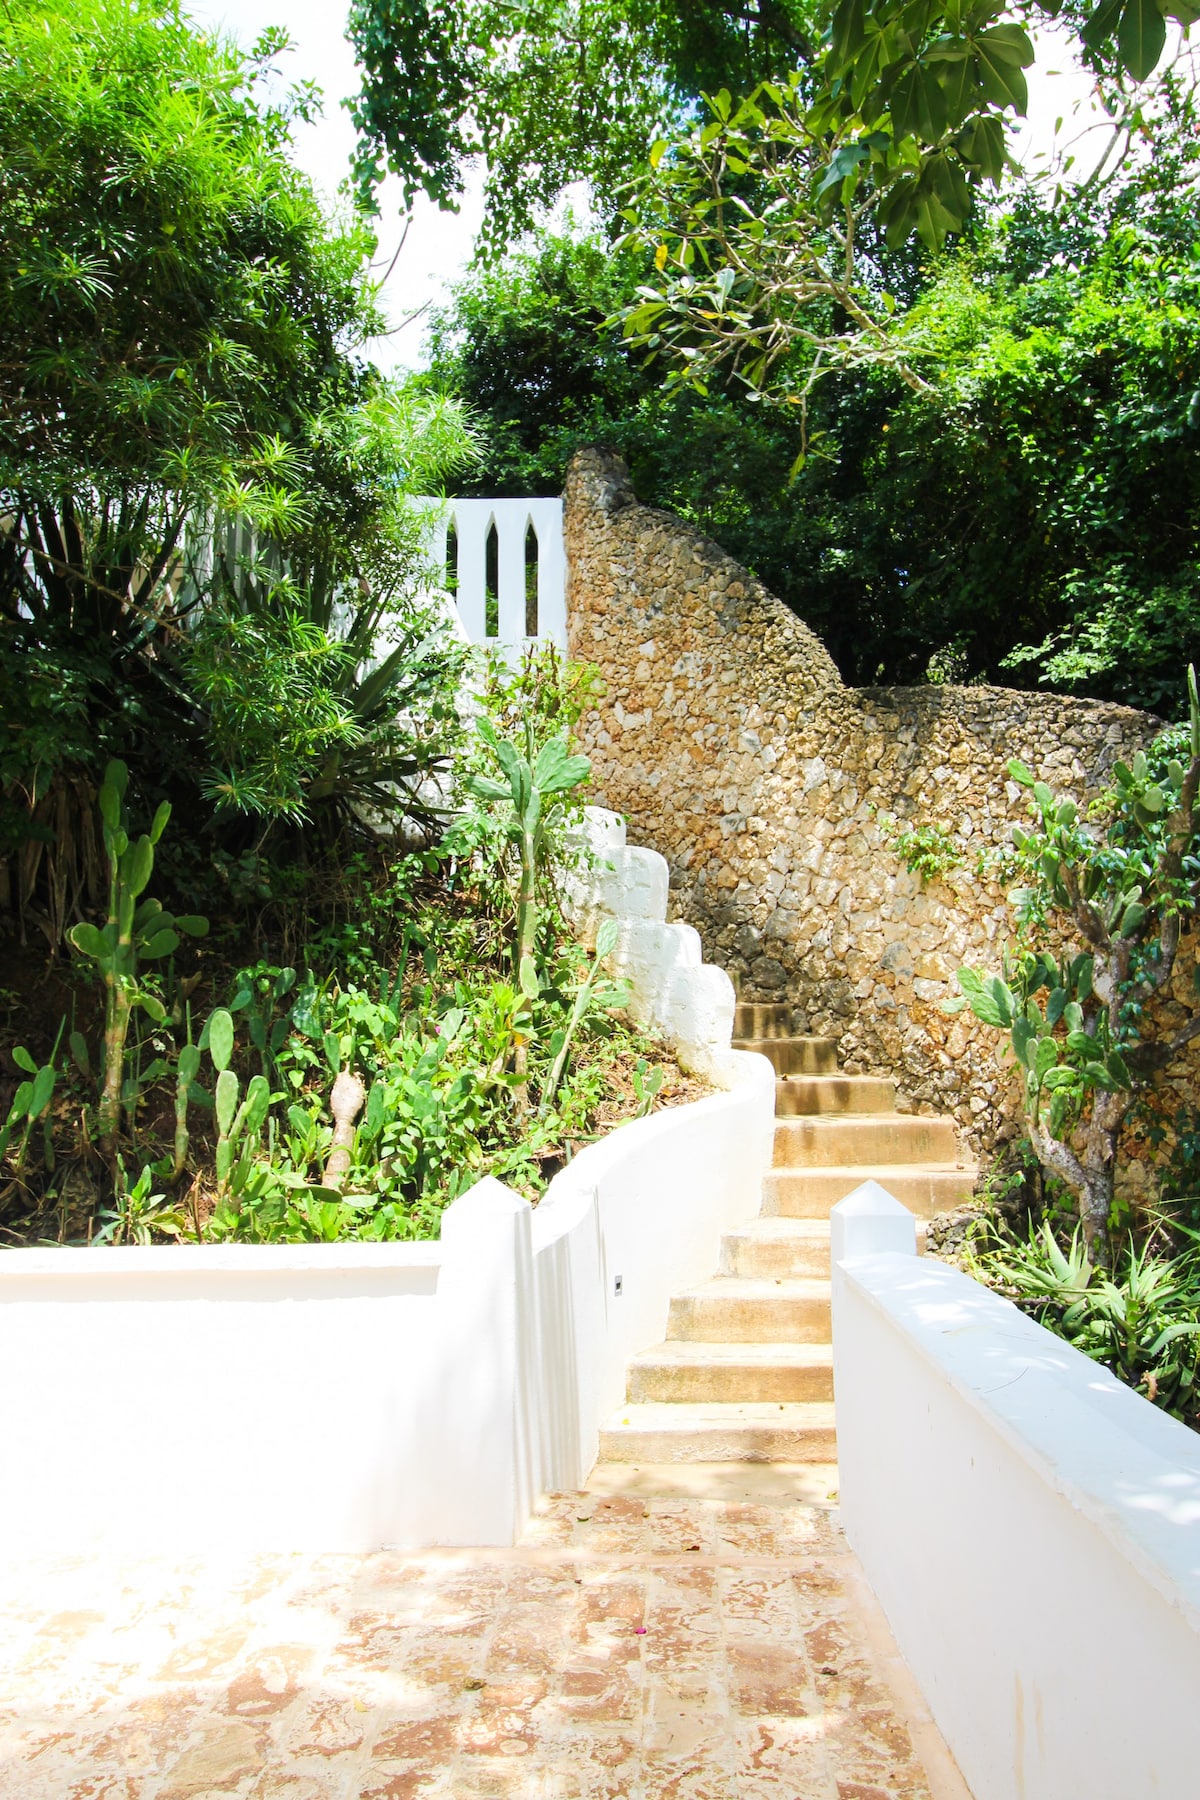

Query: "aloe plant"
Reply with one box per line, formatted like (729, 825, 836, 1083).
(66, 762, 208, 1154)
(538, 918, 621, 1115)
(467, 719, 591, 995)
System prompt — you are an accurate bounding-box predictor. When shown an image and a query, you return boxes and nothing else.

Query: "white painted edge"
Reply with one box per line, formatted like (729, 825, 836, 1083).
(838, 1249, 1200, 1632)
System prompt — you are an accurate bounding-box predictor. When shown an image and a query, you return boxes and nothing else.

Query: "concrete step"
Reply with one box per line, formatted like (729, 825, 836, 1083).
(599, 1401, 837, 1464)
(733, 1001, 793, 1040)
(732, 1036, 838, 1076)
(719, 1218, 830, 1279)
(668, 1278, 831, 1344)
(763, 1163, 977, 1220)
(627, 1341, 834, 1405)
(773, 1112, 960, 1168)
(775, 1074, 896, 1116)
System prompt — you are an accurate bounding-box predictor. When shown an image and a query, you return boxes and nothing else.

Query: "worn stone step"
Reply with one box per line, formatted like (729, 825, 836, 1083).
(668, 1278, 831, 1344)
(762, 1163, 977, 1220)
(775, 1074, 896, 1116)
(773, 1113, 960, 1168)
(599, 1402, 837, 1464)
(719, 1218, 830, 1279)
(627, 1341, 834, 1405)
(733, 1001, 794, 1040)
(732, 1036, 838, 1076)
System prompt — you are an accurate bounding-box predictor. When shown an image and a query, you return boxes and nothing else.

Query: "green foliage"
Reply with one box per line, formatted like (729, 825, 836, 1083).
(0, 0, 474, 935)
(0, 1034, 62, 1178)
(458, 697, 592, 995)
(946, 674, 1200, 1257)
(970, 1221, 1200, 1424)
(94, 1159, 187, 1246)
(874, 812, 961, 883)
(347, 0, 821, 251)
(66, 760, 208, 1152)
(430, 210, 1200, 704)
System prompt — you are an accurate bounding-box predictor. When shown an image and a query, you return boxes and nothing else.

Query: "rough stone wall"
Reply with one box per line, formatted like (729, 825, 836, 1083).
(565, 448, 1198, 1150)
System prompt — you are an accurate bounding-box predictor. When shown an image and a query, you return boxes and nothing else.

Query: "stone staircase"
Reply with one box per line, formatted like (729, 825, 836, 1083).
(598, 1001, 976, 1465)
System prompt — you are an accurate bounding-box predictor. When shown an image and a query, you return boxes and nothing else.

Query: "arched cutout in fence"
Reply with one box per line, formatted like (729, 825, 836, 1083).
(484, 519, 499, 639)
(524, 518, 539, 638)
(412, 496, 566, 650)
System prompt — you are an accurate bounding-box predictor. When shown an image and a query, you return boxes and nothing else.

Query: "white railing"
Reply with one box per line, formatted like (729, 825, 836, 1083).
(830, 1183, 1200, 1800)
(414, 496, 566, 654)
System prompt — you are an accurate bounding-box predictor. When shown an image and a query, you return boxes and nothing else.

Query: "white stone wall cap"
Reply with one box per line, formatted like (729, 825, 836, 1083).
(0, 1241, 444, 1280)
(841, 1251, 1200, 1631)
(831, 1182, 919, 1264)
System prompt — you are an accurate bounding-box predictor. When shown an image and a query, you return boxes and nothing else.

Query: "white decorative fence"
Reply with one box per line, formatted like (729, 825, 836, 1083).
(831, 1182, 1200, 1800)
(415, 496, 567, 654)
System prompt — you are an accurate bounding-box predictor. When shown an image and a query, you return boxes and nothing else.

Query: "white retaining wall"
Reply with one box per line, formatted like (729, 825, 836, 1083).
(0, 835, 770, 1555)
(567, 805, 739, 1084)
(831, 1183, 1200, 1800)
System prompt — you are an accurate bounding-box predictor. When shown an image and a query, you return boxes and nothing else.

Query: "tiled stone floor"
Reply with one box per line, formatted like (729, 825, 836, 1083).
(0, 1468, 967, 1799)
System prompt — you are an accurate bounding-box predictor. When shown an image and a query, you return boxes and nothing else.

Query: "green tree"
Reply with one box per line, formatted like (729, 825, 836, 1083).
(0, 0, 473, 938)
(429, 214, 1200, 707)
(947, 674, 1200, 1263)
(347, 0, 822, 250)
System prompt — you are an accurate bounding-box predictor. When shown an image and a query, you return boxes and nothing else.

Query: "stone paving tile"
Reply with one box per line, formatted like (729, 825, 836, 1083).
(0, 1486, 962, 1799)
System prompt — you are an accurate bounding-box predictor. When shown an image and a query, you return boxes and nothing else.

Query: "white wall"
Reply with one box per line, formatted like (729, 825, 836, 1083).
(0, 866, 771, 1555)
(831, 1184, 1200, 1800)
(532, 1055, 775, 1491)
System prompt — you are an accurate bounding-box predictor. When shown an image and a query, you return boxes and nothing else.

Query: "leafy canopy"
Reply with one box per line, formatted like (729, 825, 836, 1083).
(347, 0, 822, 251)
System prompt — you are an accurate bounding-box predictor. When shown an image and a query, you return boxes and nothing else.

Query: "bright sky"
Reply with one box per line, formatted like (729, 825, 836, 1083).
(185, 0, 1121, 377)
(184, 0, 487, 376)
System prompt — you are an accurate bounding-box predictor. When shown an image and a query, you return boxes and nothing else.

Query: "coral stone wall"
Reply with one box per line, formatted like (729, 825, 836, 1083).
(565, 448, 1195, 1147)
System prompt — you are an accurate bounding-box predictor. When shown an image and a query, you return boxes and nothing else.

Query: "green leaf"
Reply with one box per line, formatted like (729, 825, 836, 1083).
(177, 1044, 201, 1083)
(1034, 1037, 1059, 1078)
(140, 929, 180, 960)
(1120, 901, 1148, 937)
(955, 967, 1014, 1029)
(28, 1064, 55, 1117)
(1081, 0, 1124, 50)
(518, 954, 541, 999)
(1117, 0, 1167, 79)
(149, 800, 171, 844)
(1012, 1016, 1036, 1068)
(69, 1030, 91, 1077)
(68, 921, 109, 962)
(467, 774, 510, 804)
(215, 1067, 239, 1135)
(974, 26, 1031, 110)
(208, 1008, 235, 1073)
(139, 994, 167, 1022)
(595, 917, 621, 958)
(11, 1046, 37, 1075)
(125, 835, 154, 900)
(1008, 758, 1036, 786)
(174, 915, 209, 937)
(242, 1074, 271, 1134)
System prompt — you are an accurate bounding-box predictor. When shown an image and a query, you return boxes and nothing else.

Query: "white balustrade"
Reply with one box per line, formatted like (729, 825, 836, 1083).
(413, 496, 567, 654)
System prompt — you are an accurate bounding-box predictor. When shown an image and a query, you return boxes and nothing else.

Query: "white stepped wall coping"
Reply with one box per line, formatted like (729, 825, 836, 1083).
(566, 805, 738, 1085)
(831, 1181, 1200, 1800)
